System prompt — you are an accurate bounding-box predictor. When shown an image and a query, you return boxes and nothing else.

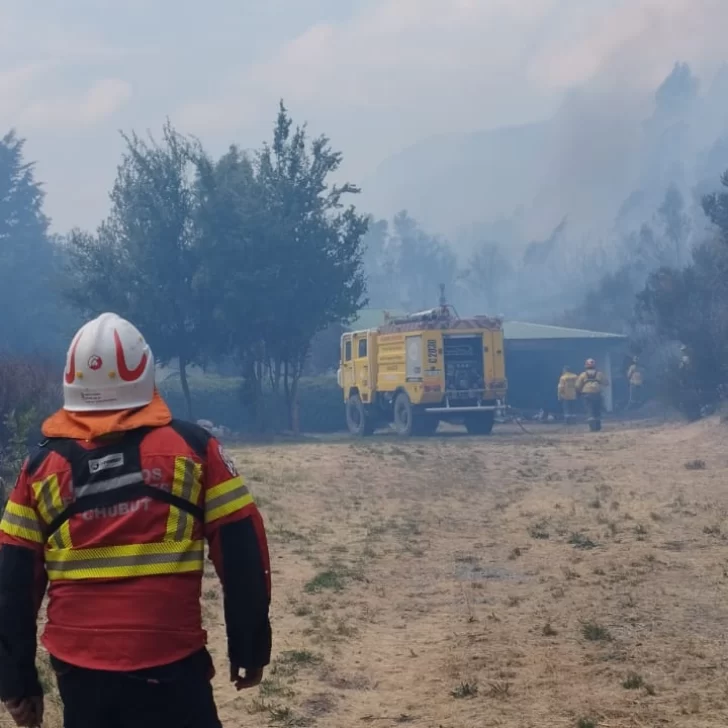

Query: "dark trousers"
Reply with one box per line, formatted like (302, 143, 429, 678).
(583, 393, 602, 429)
(561, 399, 576, 422)
(628, 384, 643, 409)
(51, 648, 222, 728)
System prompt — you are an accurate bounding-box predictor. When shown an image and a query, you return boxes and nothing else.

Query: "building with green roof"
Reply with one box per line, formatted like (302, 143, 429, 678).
(346, 310, 628, 414)
(503, 321, 627, 413)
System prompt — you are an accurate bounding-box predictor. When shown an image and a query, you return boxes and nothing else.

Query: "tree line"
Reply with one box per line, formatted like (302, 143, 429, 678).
(2, 90, 728, 439)
(363, 163, 728, 417)
(560, 173, 728, 416)
(0, 104, 370, 431)
(0, 103, 499, 436)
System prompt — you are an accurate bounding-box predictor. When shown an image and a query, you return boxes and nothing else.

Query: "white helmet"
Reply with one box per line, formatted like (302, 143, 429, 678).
(63, 313, 155, 412)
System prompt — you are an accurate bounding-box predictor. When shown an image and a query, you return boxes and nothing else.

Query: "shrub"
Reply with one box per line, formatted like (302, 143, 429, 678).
(158, 375, 345, 433)
(0, 355, 60, 498)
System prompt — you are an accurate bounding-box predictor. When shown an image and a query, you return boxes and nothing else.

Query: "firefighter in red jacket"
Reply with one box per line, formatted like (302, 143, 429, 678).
(0, 313, 272, 727)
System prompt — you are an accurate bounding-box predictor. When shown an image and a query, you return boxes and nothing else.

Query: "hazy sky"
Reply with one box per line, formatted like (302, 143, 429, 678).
(1, 0, 726, 233)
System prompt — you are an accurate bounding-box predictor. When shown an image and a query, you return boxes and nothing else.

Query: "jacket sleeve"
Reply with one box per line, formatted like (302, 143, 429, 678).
(0, 460, 47, 701)
(557, 377, 566, 399)
(203, 439, 271, 670)
(575, 373, 585, 393)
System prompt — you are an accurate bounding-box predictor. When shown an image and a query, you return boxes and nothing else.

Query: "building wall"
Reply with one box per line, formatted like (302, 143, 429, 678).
(504, 340, 627, 414)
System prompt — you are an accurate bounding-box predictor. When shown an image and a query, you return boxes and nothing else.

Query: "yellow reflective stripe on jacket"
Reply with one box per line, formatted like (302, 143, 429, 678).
(0, 501, 44, 544)
(32, 475, 72, 550)
(164, 457, 202, 542)
(45, 539, 204, 580)
(205, 476, 253, 524)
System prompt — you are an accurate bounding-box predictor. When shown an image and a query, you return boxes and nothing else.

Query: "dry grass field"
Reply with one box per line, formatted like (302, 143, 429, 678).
(24, 417, 728, 727)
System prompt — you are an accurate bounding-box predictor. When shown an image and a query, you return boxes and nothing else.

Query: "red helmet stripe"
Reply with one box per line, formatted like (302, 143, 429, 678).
(114, 330, 148, 382)
(64, 333, 81, 385)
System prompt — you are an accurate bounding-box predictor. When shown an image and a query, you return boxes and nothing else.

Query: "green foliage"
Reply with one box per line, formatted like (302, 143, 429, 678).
(159, 375, 344, 433)
(360, 216, 394, 307)
(561, 264, 636, 334)
(0, 131, 77, 355)
(560, 182, 693, 336)
(637, 238, 728, 405)
(702, 171, 728, 243)
(2, 408, 38, 475)
(305, 323, 345, 376)
(581, 621, 612, 642)
(657, 184, 690, 267)
(463, 240, 512, 313)
(360, 211, 458, 310)
(63, 105, 368, 432)
(654, 62, 699, 116)
(194, 102, 368, 430)
(0, 355, 59, 485)
(65, 121, 205, 418)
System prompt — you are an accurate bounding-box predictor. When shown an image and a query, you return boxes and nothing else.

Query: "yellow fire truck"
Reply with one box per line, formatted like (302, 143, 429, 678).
(338, 294, 507, 436)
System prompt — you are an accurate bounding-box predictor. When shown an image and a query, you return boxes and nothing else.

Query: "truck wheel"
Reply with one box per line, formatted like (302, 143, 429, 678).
(346, 395, 374, 436)
(465, 411, 495, 435)
(393, 392, 416, 437)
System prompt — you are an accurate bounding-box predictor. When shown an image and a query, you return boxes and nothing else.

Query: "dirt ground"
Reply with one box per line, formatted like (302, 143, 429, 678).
(207, 418, 728, 728)
(31, 417, 728, 727)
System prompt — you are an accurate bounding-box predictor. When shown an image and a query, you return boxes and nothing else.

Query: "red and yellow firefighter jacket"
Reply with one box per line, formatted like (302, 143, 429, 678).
(0, 392, 271, 701)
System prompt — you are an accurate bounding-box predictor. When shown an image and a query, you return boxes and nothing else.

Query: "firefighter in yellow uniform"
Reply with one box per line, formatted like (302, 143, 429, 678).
(557, 366, 578, 424)
(627, 356, 644, 409)
(576, 358, 609, 432)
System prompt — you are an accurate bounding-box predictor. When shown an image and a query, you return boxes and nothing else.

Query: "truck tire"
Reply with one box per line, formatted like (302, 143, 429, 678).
(346, 395, 374, 436)
(393, 392, 416, 437)
(465, 411, 495, 435)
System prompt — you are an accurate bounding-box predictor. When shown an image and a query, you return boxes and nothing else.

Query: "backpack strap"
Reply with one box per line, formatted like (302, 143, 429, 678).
(39, 426, 204, 541)
(167, 419, 211, 460)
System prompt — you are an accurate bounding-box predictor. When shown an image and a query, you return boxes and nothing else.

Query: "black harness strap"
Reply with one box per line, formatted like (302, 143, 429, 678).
(167, 419, 211, 460)
(38, 426, 205, 540)
(47, 485, 204, 536)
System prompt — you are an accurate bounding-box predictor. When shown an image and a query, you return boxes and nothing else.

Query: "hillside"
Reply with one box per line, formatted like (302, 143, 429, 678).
(361, 121, 551, 238)
(361, 68, 728, 248)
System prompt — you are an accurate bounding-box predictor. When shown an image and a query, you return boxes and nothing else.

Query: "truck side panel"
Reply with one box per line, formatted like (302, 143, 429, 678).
(352, 331, 372, 402)
(376, 333, 406, 393)
(340, 334, 354, 400)
(405, 335, 423, 381)
(422, 331, 444, 403)
(485, 329, 507, 397)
